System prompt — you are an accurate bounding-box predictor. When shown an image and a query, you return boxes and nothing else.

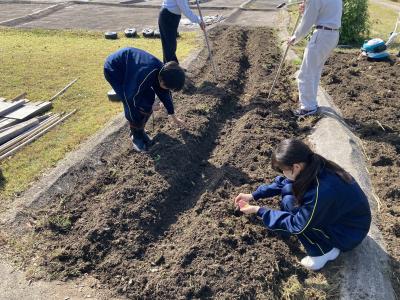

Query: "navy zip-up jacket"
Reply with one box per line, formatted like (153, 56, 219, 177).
(253, 169, 371, 251)
(104, 47, 174, 123)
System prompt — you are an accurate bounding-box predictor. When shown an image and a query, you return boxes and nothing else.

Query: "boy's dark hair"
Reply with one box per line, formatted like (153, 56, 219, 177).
(271, 139, 353, 204)
(159, 61, 186, 91)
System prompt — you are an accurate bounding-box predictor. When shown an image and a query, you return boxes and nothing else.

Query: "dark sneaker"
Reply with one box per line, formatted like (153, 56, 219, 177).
(130, 136, 147, 152)
(293, 107, 319, 117)
(142, 131, 153, 146)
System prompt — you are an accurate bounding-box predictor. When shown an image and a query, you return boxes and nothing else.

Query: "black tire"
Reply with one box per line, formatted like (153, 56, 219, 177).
(105, 32, 118, 40)
(142, 28, 154, 38)
(107, 89, 122, 102)
(124, 28, 137, 38)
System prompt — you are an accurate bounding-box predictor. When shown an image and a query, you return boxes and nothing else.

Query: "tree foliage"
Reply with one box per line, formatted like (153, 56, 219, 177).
(340, 0, 370, 45)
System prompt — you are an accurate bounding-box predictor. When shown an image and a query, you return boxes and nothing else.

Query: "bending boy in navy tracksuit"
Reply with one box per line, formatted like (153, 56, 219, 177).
(235, 139, 371, 270)
(104, 47, 186, 152)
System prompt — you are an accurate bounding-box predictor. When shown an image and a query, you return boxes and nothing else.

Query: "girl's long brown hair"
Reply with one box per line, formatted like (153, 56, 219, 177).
(271, 139, 353, 204)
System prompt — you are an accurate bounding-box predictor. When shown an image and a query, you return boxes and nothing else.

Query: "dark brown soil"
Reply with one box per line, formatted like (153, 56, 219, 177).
(12, 26, 328, 299)
(321, 52, 400, 295)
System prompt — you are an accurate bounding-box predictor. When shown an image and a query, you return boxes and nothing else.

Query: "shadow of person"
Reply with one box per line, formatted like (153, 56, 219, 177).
(136, 131, 251, 242)
(318, 106, 400, 152)
(182, 79, 230, 98)
(342, 117, 400, 150)
(318, 105, 354, 131)
(319, 105, 343, 121)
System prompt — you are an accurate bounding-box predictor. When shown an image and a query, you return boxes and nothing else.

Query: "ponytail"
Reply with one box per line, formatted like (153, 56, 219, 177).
(272, 139, 353, 204)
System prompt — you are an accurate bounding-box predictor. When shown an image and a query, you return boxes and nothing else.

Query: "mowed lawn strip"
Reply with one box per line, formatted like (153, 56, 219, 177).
(0, 27, 198, 202)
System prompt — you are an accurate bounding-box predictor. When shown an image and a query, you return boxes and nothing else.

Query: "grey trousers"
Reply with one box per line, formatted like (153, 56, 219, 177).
(298, 29, 339, 110)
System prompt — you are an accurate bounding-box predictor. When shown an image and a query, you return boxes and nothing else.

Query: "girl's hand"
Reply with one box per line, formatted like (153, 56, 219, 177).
(234, 193, 253, 207)
(239, 202, 260, 215)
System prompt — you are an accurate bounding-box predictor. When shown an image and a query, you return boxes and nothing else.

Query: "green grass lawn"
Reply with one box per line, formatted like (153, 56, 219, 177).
(369, 2, 400, 49)
(0, 27, 198, 202)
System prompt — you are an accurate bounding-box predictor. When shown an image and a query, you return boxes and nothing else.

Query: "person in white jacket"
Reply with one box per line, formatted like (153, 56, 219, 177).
(288, 0, 342, 117)
(159, 0, 205, 63)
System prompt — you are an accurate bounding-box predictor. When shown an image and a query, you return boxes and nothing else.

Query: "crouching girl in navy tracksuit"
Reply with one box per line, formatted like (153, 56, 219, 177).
(234, 139, 371, 270)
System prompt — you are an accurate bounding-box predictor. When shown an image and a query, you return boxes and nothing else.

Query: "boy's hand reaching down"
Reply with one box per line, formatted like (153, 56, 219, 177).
(169, 114, 186, 129)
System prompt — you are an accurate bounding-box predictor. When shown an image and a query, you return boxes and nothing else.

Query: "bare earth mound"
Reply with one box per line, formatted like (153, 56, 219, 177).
(9, 26, 329, 299)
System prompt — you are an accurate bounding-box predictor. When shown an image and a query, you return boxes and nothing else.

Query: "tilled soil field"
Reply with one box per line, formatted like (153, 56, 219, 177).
(321, 52, 400, 295)
(9, 26, 328, 299)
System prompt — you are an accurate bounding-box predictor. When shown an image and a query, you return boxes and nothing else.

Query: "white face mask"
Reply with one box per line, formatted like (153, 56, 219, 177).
(282, 163, 304, 180)
(283, 168, 296, 181)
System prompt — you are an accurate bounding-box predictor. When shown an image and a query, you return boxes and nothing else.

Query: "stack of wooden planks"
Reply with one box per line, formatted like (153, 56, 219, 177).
(0, 79, 78, 161)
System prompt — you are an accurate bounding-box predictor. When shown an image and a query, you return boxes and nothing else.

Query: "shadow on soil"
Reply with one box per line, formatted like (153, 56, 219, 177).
(0, 169, 6, 190)
(344, 118, 400, 153)
(128, 131, 252, 248)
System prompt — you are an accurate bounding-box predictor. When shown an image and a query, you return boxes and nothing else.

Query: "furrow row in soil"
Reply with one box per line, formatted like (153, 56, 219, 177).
(114, 27, 316, 300)
(7, 26, 327, 299)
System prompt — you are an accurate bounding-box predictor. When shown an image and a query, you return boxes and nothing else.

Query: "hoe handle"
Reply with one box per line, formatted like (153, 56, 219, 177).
(267, 11, 302, 100)
(196, 0, 219, 81)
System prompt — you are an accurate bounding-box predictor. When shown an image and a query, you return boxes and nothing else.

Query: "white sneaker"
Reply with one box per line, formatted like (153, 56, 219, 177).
(300, 247, 340, 271)
(293, 107, 319, 117)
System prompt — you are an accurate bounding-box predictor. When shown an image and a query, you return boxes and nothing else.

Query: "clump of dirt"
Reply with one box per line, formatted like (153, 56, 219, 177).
(8, 26, 333, 299)
(321, 52, 400, 295)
